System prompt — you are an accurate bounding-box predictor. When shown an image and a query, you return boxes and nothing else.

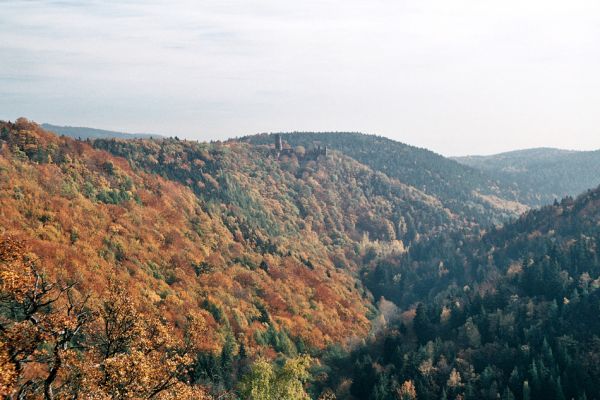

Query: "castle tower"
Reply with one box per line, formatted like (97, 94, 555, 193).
(275, 134, 283, 151)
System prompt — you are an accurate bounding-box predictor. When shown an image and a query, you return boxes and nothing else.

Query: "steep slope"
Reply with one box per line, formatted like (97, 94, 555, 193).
(2, 119, 486, 398)
(1, 119, 384, 348)
(454, 147, 600, 206)
(42, 123, 164, 140)
(1, 119, 389, 398)
(92, 135, 477, 251)
(242, 132, 528, 225)
(367, 184, 600, 306)
(324, 186, 600, 399)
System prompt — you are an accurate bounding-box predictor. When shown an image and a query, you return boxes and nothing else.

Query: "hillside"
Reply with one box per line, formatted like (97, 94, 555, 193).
(242, 132, 529, 225)
(4, 120, 600, 399)
(1, 119, 379, 398)
(454, 148, 600, 206)
(324, 185, 600, 399)
(91, 136, 475, 249)
(41, 123, 164, 140)
(1, 119, 488, 399)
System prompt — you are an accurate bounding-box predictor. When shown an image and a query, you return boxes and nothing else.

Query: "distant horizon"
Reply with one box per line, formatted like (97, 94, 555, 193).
(2, 0, 599, 156)
(19, 119, 598, 157)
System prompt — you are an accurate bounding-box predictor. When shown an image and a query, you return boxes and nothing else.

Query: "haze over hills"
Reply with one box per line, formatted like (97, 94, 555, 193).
(2, 119, 600, 399)
(454, 148, 579, 167)
(41, 123, 165, 140)
(454, 147, 600, 206)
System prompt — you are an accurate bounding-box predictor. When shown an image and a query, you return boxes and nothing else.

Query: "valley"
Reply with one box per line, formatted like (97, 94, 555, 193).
(1, 119, 600, 399)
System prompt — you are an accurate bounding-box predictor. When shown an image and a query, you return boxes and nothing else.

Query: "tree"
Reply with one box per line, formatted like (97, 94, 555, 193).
(0, 339, 16, 397)
(318, 388, 337, 399)
(397, 380, 417, 400)
(0, 236, 93, 399)
(508, 367, 521, 397)
(502, 388, 515, 400)
(529, 361, 540, 397)
(238, 358, 274, 400)
(463, 318, 481, 348)
(350, 355, 377, 399)
(238, 356, 311, 400)
(447, 368, 463, 398)
(447, 368, 462, 389)
(220, 333, 238, 388)
(523, 381, 531, 400)
(91, 283, 210, 399)
(95, 279, 142, 359)
(413, 303, 432, 344)
(0, 243, 212, 400)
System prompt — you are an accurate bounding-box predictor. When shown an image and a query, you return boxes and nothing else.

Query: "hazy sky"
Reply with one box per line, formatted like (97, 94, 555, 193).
(1, 0, 599, 156)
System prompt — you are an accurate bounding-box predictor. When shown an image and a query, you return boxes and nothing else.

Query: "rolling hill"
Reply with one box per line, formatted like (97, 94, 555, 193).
(41, 123, 165, 140)
(242, 132, 530, 226)
(454, 147, 600, 206)
(3, 119, 600, 399)
(1, 119, 488, 398)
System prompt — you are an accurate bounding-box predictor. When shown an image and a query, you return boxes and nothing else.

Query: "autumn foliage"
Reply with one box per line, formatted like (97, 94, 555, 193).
(0, 119, 379, 397)
(0, 235, 212, 399)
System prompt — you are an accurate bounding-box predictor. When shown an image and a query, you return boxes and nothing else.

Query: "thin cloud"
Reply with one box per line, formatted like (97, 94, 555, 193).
(1, 0, 599, 155)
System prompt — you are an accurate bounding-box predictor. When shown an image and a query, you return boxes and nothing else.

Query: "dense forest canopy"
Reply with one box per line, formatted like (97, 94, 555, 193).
(1, 120, 600, 399)
(242, 132, 531, 224)
(331, 185, 600, 400)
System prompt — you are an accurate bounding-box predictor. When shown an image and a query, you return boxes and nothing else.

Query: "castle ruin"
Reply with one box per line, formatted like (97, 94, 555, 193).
(273, 134, 328, 160)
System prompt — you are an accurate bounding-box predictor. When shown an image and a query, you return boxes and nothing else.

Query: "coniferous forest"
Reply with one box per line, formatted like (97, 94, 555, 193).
(2, 119, 600, 399)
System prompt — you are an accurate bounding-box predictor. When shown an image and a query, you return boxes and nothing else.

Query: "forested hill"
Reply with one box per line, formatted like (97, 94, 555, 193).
(242, 132, 528, 226)
(4, 119, 600, 399)
(42, 123, 164, 140)
(92, 134, 468, 248)
(454, 147, 600, 206)
(0, 119, 377, 398)
(1, 119, 486, 398)
(330, 185, 600, 400)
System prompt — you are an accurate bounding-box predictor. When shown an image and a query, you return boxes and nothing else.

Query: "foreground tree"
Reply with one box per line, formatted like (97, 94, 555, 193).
(0, 236, 212, 399)
(64, 280, 212, 399)
(0, 236, 93, 399)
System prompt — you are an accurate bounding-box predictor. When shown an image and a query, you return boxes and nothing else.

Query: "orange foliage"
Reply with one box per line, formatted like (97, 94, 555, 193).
(0, 119, 372, 373)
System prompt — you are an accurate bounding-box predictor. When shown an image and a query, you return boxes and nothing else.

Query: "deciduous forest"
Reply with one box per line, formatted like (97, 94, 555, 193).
(2, 119, 600, 399)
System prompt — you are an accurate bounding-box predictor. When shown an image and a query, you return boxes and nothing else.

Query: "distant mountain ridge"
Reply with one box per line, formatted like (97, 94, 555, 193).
(454, 147, 600, 205)
(453, 147, 579, 171)
(41, 123, 164, 140)
(242, 132, 530, 225)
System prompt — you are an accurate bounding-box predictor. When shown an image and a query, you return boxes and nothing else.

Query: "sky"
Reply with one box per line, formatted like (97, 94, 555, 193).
(1, 0, 599, 156)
